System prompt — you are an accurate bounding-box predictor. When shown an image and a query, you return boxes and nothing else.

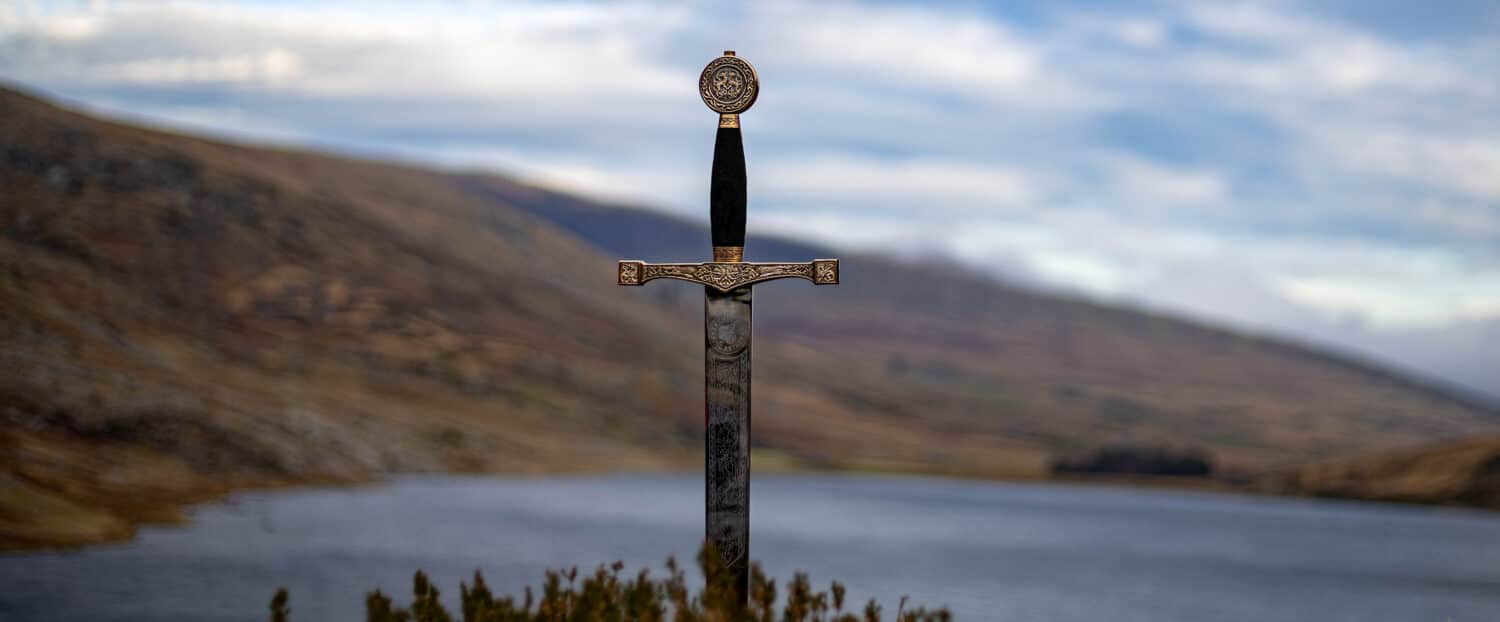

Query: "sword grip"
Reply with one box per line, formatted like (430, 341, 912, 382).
(710, 125, 747, 249)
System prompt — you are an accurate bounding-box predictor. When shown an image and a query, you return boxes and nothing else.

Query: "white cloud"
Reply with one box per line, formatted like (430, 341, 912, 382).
(5, 2, 694, 124)
(754, 210, 942, 253)
(1167, 3, 1500, 206)
(1277, 274, 1500, 328)
(1113, 18, 1166, 48)
(1182, 1, 1465, 95)
(762, 2, 1077, 105)
(761, 156, 1041, 208)
(108, 49, 300, 85)
(1099, 154, 1227, 206)
(1309, 124, 1500, 200)
(1411, 200, 1500, 239)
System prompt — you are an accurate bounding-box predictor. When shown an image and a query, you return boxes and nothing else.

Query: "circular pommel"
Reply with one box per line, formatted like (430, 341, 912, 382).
(700, 53, 758, 115)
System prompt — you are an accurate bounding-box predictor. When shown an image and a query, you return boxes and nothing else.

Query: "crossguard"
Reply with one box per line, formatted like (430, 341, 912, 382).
(618, 259, 839, 292)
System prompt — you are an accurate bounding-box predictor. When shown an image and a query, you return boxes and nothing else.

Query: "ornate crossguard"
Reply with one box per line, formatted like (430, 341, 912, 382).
(618, 259, 839, 291)
(616, 51, 840, 290)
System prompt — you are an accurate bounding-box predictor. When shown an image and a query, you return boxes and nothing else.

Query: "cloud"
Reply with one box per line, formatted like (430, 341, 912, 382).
(107, 49, 301, 85)
(761, 2, 1086, 107)
(1310, 124, 1500, 200)
(761, 156, 1041, 209)
(3, 2, 695, 125)
(1278, 275, 1500, 328)
(1098, 154, 1227, 206)
(1180, 2, 1468, 95)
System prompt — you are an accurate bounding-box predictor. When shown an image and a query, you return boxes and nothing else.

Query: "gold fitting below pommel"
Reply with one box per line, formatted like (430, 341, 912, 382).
(718, 114, 740, 129)
(713, 246, 745, 262)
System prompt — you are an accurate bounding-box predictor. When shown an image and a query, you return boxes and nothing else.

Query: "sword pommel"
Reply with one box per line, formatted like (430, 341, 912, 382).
(700, 53, 758, 117)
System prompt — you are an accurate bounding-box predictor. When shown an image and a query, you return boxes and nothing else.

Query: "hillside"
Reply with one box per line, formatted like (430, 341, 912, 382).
(0, 86, 702, 548)
(3, 85, 1498, 548)
(1264, 436, 1500, 509)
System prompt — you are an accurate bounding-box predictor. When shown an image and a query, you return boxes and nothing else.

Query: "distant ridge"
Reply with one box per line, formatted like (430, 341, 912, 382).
(3, 83, 1499, 547)
(468, 174, 1500, 420)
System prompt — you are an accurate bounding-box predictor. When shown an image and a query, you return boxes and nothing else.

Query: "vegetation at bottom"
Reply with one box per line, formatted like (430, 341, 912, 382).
(267, 542, 951, 621)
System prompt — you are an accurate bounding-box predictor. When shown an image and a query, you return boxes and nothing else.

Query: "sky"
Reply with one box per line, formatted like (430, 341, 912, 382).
(2, 0, 1498, 398)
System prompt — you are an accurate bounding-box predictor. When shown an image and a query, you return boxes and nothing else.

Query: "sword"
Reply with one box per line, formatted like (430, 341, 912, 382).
(616, 50, 839, 601)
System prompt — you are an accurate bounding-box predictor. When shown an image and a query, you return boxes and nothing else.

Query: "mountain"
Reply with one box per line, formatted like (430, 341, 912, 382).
(2, 85, 1497, 548)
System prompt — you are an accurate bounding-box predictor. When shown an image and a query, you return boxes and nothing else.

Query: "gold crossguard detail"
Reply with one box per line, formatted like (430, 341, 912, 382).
(618, 259, 839, 291)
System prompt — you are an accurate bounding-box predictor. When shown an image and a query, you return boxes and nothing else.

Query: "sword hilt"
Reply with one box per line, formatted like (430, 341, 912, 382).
(618, 51, 840, 294)
(701, 50, 758, 260)
(711, 125, 746, 253)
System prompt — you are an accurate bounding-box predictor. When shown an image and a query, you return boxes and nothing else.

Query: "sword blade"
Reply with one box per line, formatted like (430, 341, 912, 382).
(704, 284, 751, 595)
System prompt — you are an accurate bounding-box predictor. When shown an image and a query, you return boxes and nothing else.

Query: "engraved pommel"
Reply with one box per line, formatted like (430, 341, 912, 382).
(700, 51, 759, 120)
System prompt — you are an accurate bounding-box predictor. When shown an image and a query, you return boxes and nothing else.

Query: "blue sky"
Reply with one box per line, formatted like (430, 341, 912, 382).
(3, 0, 1498, 396)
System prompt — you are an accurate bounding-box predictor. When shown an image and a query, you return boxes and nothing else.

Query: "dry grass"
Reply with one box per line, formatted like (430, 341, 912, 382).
(1266, 435, 1500, 508)
(269, 542, 952, 622)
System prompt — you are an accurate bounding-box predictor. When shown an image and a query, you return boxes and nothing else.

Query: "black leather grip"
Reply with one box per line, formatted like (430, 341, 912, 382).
(710, 125, 746, 248)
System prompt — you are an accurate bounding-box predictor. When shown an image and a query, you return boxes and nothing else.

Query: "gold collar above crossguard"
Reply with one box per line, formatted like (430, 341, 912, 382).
(712, 246, 744, 262)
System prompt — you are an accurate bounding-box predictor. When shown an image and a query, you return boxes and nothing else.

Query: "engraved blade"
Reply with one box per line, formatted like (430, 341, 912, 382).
(704, 285, 751, 596)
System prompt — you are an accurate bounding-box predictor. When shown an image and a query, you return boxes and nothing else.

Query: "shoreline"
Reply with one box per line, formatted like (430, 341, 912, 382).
(8, 461, 1495, 555)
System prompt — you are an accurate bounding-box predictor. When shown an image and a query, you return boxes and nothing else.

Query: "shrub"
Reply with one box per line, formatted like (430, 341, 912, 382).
(270, 542, 951, 621)
(1052, 444, 1214, 477)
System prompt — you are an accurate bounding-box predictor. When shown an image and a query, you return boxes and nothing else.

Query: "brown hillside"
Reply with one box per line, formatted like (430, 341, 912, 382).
(2, 86, 1497, 547)
(1265, 436, 1500, 508)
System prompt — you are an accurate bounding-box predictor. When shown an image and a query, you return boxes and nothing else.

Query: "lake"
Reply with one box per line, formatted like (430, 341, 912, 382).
(3, 473, 1499, 621)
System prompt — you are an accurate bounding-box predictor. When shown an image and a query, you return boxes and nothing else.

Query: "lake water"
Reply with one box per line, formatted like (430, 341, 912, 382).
(3, 473, 1499, 621)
